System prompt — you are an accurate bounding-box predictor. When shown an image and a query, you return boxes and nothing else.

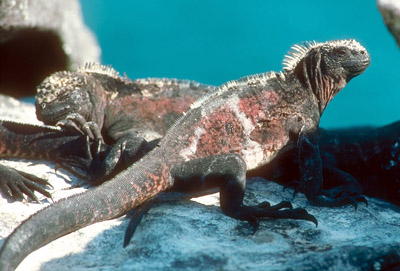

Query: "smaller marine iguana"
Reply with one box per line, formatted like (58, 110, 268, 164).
(0, 65, 214, 201)
(35, 64, 214, 179)
(0, 39, 370, 271)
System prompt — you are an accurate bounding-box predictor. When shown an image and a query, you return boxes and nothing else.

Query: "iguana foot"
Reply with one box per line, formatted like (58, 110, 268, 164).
(317, 167, 367, 208)
(257, 200, 293, 210)
(293, 181, 367, 208)
(0, 165, 53, 202)
(56, 113, 103, 143)
(232, 205, 318, 233)
(309, 194, 367, 209)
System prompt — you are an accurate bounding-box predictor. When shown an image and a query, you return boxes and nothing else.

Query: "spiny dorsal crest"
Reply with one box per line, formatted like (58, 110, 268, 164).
(78, 62, 123, 80)
(282, 39, 364, 72)
(190, 72, 278, 110)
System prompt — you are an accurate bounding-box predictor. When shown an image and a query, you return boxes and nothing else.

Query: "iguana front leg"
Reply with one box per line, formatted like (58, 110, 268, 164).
(298, 127, 366, 207)
(56, 112, 103, 142)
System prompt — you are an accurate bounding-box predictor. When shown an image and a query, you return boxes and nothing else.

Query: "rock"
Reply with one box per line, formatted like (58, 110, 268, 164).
(378, 0, 400, 48)
(0, 0, 100, 97)
(1, 94, 400, 271)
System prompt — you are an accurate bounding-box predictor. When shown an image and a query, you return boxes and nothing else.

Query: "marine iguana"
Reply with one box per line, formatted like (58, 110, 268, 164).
(0, 39, 370, 271)
(35, 64, 214, 178)
(0, 67, 214, 202)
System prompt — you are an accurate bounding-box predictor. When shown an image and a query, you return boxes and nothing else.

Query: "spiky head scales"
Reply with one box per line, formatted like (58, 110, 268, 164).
(282, 39, 367, 72)
(36, 71, 87, 105)
(282, 39, 370, 113)
(36, 63, 122, 105)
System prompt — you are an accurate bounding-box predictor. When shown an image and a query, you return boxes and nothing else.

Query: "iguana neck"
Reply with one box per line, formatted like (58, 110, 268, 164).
(293, 55, 346, 115)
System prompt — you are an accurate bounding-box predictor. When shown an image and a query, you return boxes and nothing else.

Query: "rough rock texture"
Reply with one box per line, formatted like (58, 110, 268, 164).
(378, 0, 400, 48)
(0, 0, 100, 97)
(1, 95, 400, 271)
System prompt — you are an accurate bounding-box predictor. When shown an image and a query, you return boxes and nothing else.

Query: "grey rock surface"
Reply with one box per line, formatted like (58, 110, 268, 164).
(0, 0, 100, 67)
(378, 0, 400, 48)
(1, 95, 400, 271)
(0, 0, 100, 97)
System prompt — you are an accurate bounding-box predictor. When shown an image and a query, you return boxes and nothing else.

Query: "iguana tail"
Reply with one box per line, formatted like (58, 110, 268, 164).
(0, 154, 171, 271)
(0, 120, 85, 160)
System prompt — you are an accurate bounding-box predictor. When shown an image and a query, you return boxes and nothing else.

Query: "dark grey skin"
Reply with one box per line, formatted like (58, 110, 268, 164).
(0, 39, 370, 271)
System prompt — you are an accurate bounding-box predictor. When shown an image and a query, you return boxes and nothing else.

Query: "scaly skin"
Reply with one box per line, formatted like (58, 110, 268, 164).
(35, 65, 215, 178)
(0, 39, 369, 271)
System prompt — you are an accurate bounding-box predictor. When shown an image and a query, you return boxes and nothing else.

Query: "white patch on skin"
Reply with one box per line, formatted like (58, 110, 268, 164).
(179, 126, 206, 161)
(228, 95, 265, 170)
(190, 72, 277, 111)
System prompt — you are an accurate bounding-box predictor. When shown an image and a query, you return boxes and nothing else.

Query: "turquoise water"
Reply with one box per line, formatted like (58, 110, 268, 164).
(81, 0, 400, 128)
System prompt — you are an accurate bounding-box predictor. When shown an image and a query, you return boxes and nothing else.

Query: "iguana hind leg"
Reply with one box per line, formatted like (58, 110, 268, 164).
(171, 154, 318, 231)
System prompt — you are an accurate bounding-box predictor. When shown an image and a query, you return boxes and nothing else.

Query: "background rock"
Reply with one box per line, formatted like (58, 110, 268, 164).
(0, 0, 100, 97)
(378, 0, 400, 48)
(1, 94, 400, 270)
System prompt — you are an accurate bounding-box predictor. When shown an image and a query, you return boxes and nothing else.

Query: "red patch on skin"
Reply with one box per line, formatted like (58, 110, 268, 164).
(250, 117, 289, 157)
(238, 91, 279, 124)
(194, 106, 245, 157)
(115, 95, 196, 135)
(142, 163, 171, 194)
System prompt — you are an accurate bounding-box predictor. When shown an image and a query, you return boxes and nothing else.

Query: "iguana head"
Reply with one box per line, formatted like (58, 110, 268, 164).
(35, 63, 122, 125)
(35, 71, 93, 124)
(283, 39, 370, 113)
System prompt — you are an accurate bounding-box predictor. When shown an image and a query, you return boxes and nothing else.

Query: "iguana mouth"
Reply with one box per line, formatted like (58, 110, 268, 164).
(346, 59, 370, 78)
(36, 104, 72, 124)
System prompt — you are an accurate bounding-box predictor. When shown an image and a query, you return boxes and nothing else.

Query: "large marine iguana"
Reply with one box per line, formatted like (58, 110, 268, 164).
(0, 39, 370, 271)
